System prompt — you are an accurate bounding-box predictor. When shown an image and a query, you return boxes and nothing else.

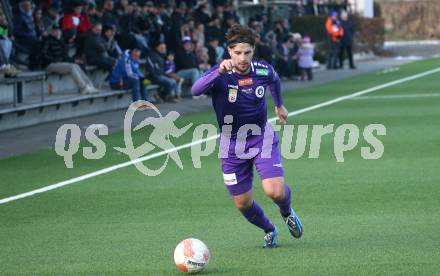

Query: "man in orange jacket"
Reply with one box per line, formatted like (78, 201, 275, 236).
(325, 11, 344, 69)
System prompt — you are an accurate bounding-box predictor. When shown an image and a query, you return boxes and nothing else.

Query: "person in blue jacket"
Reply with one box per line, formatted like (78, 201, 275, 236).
(110, 48, 147, 102)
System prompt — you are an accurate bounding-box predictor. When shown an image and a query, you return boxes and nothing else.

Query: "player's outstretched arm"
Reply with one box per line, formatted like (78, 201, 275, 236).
(191, 60, 235, 96)
(191, 65, 221, 96)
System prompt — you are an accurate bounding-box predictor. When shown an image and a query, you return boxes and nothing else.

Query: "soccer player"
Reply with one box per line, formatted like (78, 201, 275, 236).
(191, 24, 303, 248)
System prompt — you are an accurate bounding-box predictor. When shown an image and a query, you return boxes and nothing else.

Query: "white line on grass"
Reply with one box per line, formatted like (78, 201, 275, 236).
(349, 93, 440, 100)
(1, 67, 440, 205)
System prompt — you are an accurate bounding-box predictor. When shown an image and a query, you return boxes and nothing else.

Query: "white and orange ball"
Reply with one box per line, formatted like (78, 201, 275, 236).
(174, 238, 210, 273)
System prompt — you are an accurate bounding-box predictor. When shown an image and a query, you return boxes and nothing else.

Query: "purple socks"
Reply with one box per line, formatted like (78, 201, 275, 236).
(240, 201, 275, 233)
(274, 185, 292, 217)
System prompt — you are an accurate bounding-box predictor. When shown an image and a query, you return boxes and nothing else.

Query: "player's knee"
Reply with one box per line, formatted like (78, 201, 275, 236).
(266, 189, 284, 201)
(263, 178, 285, 201)
(234, 199, 253, 211)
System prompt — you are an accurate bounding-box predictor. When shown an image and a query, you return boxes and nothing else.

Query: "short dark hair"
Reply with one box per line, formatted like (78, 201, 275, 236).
(225, 24, 256, 48)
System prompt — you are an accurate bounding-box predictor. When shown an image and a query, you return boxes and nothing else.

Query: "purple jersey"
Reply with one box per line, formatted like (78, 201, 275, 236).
(191, 60, 282, 135)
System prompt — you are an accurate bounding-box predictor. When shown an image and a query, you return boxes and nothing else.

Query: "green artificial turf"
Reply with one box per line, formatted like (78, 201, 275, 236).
(0, 58, 439, 275)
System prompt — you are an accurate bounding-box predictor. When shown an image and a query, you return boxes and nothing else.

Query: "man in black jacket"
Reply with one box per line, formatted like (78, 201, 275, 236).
(41, 25, 98, 94)
(339, 11, 356, 69)
(84, 22, 116, 71)
(146, 41, 177, 102)
(175, 36, 201, 85)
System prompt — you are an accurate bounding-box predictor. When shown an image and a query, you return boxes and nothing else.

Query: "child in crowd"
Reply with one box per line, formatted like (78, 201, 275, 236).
(296, 36, 314, 81)
(164, 52, 184, 101)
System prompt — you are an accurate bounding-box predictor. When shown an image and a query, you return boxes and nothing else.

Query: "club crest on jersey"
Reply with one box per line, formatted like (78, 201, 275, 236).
(238, 78, 253, 86)
(255, 86, 265, 98)
(256, 68, 268, 76)
(228, 88, 238, 103)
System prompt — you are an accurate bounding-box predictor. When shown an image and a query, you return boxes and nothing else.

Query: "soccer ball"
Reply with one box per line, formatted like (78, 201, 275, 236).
(174, 238, 210, 273)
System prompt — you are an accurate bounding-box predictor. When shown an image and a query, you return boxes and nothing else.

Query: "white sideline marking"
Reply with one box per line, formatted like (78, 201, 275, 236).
(349, 93, 440, 100)
(1, 67, 440, 205)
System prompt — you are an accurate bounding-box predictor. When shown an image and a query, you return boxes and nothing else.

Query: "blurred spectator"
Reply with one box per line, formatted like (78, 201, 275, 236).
(164, 52, 184, 101)
(99, 0, 119, 29)
(168, 2, 186, 51)
(146, 41, 178, 102)
(0, 16, 18, 75)
(221, 15, 236, 44)
(254, 34, 272, 64)
(60, 1, 84, 38)
(265, 30, 278, 58)
(290, 32, 302, 77)
(206, 36, 224, 66)
(102, 24, 122, 59)
(339, 11, 356, 69)
(181, 17, 195, 42)
(175, 36, 200, 86)
(115, 0, 129, 17)
(204, 15, 222, 43)
(110, 48, 147, 102)
(41, 25, 98, 94)
(196, 47, 211, 72)
(275, 36, 294, 79)
(118, 2, 142, 51)
(325, 10, 344, 69)
(13, 0, 40, 69)
(33, 8, 47, 39)
(194, 1, 211, 25)
(274, 20, 289, 43)
(84, 22, 117, 72)
(296, 36, 314, 81)
(42, 3, 61, 32)
(192, 23, 205, 52)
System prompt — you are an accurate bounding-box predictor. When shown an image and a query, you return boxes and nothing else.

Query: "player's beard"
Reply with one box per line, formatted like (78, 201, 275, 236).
(235, 63, 250, 74)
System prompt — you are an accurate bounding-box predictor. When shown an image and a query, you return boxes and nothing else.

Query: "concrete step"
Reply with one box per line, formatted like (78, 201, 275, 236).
(0, 88, 138, 132)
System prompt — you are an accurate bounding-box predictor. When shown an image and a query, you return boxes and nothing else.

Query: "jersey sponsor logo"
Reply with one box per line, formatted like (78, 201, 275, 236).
(255, 86, 265, 98)
(240, 88, 253, 94)
(238, 78, 253, 86)
(223, 173, 238, 185)
(256, 68, 268, 76)
(228, 88, 238, 103)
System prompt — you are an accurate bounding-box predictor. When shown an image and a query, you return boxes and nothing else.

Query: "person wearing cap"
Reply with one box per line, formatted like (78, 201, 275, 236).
(325, 10, 343, 69)
(41, 25, 98, 94)
(339, 10, 356, 69)
(175, 36, 201, 91)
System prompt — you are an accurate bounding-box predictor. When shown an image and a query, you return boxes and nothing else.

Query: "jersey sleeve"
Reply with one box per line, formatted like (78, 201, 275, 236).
(191, 65, 221, 96)
(268, 65, 283, 107)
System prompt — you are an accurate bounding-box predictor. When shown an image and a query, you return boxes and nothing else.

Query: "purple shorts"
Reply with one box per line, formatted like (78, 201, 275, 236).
(220, 124, 284, 196)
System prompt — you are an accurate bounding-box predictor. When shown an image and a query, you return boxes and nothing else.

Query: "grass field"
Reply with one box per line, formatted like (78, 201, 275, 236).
(1, 58, 439, 275)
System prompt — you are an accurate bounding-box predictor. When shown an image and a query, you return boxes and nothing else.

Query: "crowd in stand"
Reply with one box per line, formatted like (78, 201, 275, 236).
(0, 0, 353, 103)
